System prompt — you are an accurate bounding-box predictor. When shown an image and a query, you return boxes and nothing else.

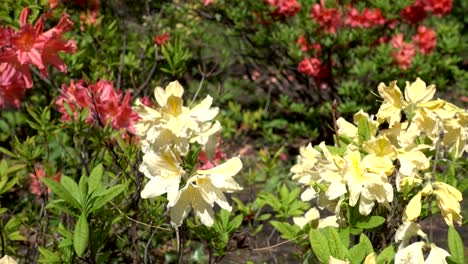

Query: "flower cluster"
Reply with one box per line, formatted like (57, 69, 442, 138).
(30, 164, 61, 197)
(0, 7, 77, 108)
(56, 79, 139, 135)
(291, 78, 465, 259)
(391, 26, 436, 69)
(402, 0, 453, 22)
(344, 7, 385, 28)
(266, 0, 301, 18)
(133, 81, 243, 227)
(154, 32, 170, 46)
(309, 1, 342, 34)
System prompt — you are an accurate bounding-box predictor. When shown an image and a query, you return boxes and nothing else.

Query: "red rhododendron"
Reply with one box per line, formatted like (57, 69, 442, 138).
(413, 26, 436, 54)
(56, 80, 139, 135)
(297, 34, 322, 55)
(310, 0, 341, 34)
(0, 7, 77, 108)
(401, 1, 427, 24)
(198, 147, 227, 170)
(154, 32, 170, 46)
(298, 57, 328, 79)
(425, 0, 452, 16)
(266, 0, 301, 18)
(391, 34, 415, 70)
(345, 7, 385, 28)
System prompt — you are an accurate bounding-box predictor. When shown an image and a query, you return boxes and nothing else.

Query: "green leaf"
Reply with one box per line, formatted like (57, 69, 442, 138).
(60, 176, 82, 208)
(309, 228, 330, 263)
(339, 227, 350, 249)
(357, 117, 371, 143)
(74, 213, 89, 257)
(323, 227, 348, 260)
(448, 226, 464, 264)
(358, 233, 373, 255)
(43, 178, 81, 210)
(88, 163, 103, 194)
(271, 221, 299, 240)
(355, 216, 385, 229)
(90, 184, 126, 213)
(377, 245, 394, 264)
(38, 247, 61, 263)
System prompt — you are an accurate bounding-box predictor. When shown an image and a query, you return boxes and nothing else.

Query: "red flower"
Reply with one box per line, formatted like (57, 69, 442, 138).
(154, 32, 170, 46)
(391, 34, 415, 70)
(266, 0, 301, 18)
(310, 0, 341, 34)
(425, 0, 452, 16)
(297, 34, 309, 52)
(345, 7, 385, 28)
(413, 26, 436, 54)
(298, 57, 328, 78)
(198, 147, 227, 170)
(401, 1, 427, 24)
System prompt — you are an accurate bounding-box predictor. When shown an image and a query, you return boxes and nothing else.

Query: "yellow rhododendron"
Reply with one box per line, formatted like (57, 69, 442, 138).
(343, 149, 393, 215)
(170, 157, 243, 227)
(133, 81, 220, 155)
(376, 80, 403, 127)
(395, 221, 427, 249)
(404, 192, 422, 221)
(395, 241, 450, 264)
(362, 136, 396, 176)
(403, 78, 436, 107)
(140, 149, 184, 206)
(433, 182, 463, 226)
(425, 243, 450, 263)
(0, 256, 17, 264)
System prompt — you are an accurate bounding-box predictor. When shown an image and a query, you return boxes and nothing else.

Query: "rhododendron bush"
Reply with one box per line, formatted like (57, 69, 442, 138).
(0, 0, 466, 263)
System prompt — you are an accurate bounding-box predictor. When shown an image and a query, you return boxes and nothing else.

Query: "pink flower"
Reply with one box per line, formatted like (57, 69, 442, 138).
(198, 147, 227, 170)
(56, 80, 139, 135)
(266, 0, 301, 18)
(298, 57, 329, 80)
(391, 34, 415, 70)
(297, 34, 309, 52)
(203, 0, 215, 5)
(413, 26, 436, 54)
(345, 7, 385, 28)
(30, 164, 61, 197)
(310, 0, 342, 34)
(154, 32, 170, 46)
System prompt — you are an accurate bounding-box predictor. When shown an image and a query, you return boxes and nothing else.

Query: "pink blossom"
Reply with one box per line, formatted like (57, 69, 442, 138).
(413, 26, 436, 54)
(56, 80, 139, 135)
(345, 7, 385, 28)
(310, 0, 342, 34)
(391, 34, 415, 70)
(298, 57, 322, 77)
(30, 164, 61, 197)
(198, 147, 227, 170)
(266, 0, 301, 18)
(425, 0, 452, 16)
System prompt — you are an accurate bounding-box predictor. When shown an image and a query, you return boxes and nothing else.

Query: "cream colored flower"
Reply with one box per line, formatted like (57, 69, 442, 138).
(364, 253, 377, 264)
(404, 78, 436, 106)
(433, 182, 463, 226)
(425, 243, 450, 264)
(396, 145, 430, 178)
(293, 207, 320, 228)
(395, 221, 427, 249)
(140, 149, 184, 206)
(133, 81, 220, 155)
(362, 136, 396, 176)
(329, 256, 350, 264)
(291, 143, 321, 185)
(0, 255, 17, 264)
(394, 241, 425, 264)
(170, 157, 243, 227)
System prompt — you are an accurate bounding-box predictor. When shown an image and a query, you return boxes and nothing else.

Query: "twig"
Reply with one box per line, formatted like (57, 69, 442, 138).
(332, 99, 341, 147)
(144, 229, 156, 264)
(428, 129, 445, 242)
(252, 234, 307, 251)
(109, 201, 171, 231)
(176, 227, 183, 264)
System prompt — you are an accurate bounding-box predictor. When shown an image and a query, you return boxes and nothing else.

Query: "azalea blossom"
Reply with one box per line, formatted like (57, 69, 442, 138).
(433, 182, 463, 225)
(266, 0, 301, 18)
(170, 157, 243, 226)
(310, 0, 342, 34)
(413, 26, 437, 55)
(391, 34, 415, 70)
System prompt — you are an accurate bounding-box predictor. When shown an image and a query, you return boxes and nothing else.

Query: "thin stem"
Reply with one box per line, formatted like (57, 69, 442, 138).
(332, 99, 341, 147)
(0, 220, 5, 257)
(428, 129, 445, 242)
(176, 227, 183, 264)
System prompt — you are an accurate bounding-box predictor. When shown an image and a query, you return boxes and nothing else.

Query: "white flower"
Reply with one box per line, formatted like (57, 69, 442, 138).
(293, 208, 320, 228)
(170, 157, 243, 227)
(140, 149, 184, 206)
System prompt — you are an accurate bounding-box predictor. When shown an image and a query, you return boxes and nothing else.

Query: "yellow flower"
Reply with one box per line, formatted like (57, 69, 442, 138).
(404, 192, 422, 221)
(433, 182, 463, 226)
(425, 243, 450, 263)
(376, 81, 404, 127)
(291, 143, 321, 185)
(344, 149, 393, 215)
(364, 253, 377, 264)
(0, 255, 17, 264)
(395, 221, 427, 249)
(133, 81, 220, 155)
(170, 157, 242, 227)
(140, 149, 184, 206)
(362, 136, 397, 176)
(396, 145, 430, 178)
(404, 78, 436, 106)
